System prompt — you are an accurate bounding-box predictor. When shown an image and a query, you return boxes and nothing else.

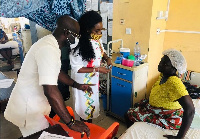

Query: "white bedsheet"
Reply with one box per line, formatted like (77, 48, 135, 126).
(0, 41, 19, 58)
(119, 99, 200, 139)
(0, 41, 18, 49)
(193, 99, 200, 114)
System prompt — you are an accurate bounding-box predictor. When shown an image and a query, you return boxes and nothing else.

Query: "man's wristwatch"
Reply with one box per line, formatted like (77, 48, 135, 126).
(66, 116, 75, 127)
(72, 81, 77, 88)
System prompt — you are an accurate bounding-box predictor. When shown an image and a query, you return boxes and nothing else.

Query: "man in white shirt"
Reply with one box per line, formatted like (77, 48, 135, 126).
(4, 15, 91, 138)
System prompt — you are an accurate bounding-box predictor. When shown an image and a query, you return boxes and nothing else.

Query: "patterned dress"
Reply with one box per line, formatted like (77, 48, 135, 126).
(70, 39, 104, 120)
(127, 75, 189, 129)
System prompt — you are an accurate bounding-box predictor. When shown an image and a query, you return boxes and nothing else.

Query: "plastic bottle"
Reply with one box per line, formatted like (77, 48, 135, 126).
(134, 42, 141, 66)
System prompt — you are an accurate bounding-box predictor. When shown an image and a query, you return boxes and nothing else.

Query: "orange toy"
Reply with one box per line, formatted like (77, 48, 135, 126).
(45, 106, 119, 139)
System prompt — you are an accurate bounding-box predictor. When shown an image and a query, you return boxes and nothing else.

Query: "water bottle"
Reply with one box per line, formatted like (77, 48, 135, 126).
(134, 42, 141, 66)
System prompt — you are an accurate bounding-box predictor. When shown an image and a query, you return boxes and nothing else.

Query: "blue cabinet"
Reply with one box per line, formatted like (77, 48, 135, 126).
(111, 77, 132, 117)
(110, 63, 148, 119)
(112, 66, 133, 82)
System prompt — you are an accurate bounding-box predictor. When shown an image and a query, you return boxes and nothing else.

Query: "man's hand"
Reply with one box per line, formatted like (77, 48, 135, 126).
(69, 120, 90, 138)
(75, 82, 95, 91)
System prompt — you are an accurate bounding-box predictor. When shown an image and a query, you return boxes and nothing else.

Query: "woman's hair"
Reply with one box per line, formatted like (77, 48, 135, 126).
(72, 11, 102, 62)
(163, 49, 187, 74)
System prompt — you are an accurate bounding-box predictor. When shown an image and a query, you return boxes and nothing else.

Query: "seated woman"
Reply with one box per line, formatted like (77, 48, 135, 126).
(0, 25, 18, 68)
(124, 49, 195, 139)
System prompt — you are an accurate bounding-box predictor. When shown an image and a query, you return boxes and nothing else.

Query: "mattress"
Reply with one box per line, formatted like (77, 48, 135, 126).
(119, 99, 200, 139)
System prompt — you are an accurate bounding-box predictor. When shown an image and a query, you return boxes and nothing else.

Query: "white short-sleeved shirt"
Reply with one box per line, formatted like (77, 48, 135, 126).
(4, 34, 61, 127)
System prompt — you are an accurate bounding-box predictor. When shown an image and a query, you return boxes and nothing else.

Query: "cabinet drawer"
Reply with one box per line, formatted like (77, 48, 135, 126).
(112, 66, 133, 82)
(111, 77, 132, 118)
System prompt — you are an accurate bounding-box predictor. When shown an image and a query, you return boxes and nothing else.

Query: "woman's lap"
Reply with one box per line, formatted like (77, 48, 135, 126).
(127, 99, 183, 129)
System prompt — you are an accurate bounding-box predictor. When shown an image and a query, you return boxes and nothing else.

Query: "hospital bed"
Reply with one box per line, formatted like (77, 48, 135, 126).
(0, 33, 24, 65)
(119, 99, 200, 139)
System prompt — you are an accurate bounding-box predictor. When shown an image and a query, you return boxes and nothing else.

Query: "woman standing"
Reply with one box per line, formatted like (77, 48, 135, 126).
(70, 11, 112, 123)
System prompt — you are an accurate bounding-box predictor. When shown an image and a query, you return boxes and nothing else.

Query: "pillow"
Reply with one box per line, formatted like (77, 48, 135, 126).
(192, 99, 200, 114)
(191, 112, 200, 129)
(191, 99, 200, 129)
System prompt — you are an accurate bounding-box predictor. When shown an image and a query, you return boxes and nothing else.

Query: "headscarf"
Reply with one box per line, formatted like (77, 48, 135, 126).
(163, 49, 187, 74)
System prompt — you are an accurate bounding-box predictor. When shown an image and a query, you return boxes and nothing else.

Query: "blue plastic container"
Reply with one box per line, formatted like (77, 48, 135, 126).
(25, 24, 30, 29)
(120, 48, 130, 58)
(114, 56, 123, 64)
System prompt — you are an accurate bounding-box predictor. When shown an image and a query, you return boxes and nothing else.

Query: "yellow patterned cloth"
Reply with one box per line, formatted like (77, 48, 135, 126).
(149, 75, 189, 110)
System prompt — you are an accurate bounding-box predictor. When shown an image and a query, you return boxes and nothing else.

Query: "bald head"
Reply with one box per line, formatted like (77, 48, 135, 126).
(53, 15, 80, 48)
(56, 15, 79, 34)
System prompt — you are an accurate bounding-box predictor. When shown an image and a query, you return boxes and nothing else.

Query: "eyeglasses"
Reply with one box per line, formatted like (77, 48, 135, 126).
(64, 29, 81, 39)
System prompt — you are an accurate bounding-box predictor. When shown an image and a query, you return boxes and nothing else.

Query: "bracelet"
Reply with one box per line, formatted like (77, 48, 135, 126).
(98, 67, 99, 72)
(72, 81, 77, 88)
(66, 116, 75, 127)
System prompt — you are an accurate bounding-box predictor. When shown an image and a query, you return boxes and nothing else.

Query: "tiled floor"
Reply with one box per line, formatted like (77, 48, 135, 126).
(0, 59, 127, 139)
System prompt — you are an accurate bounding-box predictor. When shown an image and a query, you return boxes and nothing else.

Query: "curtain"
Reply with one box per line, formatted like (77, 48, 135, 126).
(1, 0, 86, 31)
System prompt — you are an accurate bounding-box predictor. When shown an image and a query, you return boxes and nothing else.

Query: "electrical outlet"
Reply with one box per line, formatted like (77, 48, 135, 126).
(157, 28, 160, 34)
(126, 28, 131, 34)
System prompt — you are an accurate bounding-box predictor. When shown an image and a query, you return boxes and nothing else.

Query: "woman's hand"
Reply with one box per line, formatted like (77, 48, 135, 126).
(99, 67, 111, 74)
(106, 57, 112, 67)
(103, 52, 112, 68)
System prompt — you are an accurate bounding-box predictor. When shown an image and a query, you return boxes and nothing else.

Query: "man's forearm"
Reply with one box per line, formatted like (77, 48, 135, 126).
(43, 85, 72, 124)
(58, 70, 75, 86)
(58, 70, 89, 91)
